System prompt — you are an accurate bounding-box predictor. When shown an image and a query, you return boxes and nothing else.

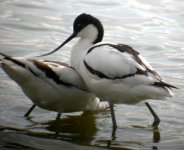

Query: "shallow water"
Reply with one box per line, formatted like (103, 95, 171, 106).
(0, 0, 184, 149)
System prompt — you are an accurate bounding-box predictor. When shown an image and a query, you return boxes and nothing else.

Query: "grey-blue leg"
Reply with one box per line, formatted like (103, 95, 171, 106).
(108, 100, 117, 129)
(24, 104, 36, 117)
(145, 102, 160, 127)
(56, 112, 62, 121)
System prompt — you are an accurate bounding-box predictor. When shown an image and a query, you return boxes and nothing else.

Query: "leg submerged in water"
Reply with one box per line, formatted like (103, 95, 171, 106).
(108, 100, 117, 129)
(24, 104, 36, 117)
(56, 112, 62, 121)
(145, 102, 160, 127)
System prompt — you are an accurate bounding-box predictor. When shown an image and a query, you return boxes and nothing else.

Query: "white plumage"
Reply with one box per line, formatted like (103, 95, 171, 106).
(0, 52, 109, 118)
(82, 44, 174, 104)
(43, 13, 177, 127)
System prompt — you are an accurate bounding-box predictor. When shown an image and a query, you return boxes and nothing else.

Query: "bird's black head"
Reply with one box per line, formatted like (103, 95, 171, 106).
(38, 13, 104, 57)
(73, 13, 104, 44)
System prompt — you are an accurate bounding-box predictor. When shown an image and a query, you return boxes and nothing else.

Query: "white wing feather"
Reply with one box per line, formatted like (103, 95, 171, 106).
(84, 45, 147, 79)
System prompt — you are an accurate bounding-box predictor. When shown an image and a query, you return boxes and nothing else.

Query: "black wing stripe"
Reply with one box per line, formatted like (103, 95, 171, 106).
(33, 60, 73, 87)
(84, 60, 147, 80)
(5, 57, 26, 68)
(153, 81, 178, 89)
(110, 44, 163, 80)
(4, 57, 39, 77)
(28, 68, 39, 77)
(87, 43, 159, 78)
(86, 43, 177, 89)
(1, 55, 87, 91)
(33, 60, 87, 91)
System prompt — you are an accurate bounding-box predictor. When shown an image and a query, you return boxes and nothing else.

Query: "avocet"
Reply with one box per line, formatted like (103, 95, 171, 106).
(0, 52, 109, 120)
(41, 13, 177, 128)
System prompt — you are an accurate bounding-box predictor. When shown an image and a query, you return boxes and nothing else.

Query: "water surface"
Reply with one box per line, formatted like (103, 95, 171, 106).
(0, 0, 184, 149)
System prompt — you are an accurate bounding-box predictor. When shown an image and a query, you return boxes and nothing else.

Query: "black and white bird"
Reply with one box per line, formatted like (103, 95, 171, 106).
(41, 13, 177, 128)
(0, 52, 109, 120)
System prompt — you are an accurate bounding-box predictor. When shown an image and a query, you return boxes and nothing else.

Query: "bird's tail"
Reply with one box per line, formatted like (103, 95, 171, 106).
(0, 52, 11, 59)
(0, 52, 12, 65)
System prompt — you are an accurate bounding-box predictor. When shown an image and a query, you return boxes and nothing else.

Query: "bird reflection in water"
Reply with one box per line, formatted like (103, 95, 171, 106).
(42, 111, 160, 149)
(46, 111, 98, 145)
(152, 127, 160, 143)
(105, 126, 160, 149)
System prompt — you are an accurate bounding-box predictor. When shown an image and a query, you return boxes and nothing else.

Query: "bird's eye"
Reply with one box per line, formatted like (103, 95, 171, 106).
(77, 24, 82, 28)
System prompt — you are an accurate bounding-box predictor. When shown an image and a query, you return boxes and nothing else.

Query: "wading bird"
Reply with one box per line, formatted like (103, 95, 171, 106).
(0, 52, 108, 120)
(40, 13, 177, 128)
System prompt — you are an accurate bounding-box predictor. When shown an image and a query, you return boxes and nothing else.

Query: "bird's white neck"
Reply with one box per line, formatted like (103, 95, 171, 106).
(70, 38, 93, 71)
